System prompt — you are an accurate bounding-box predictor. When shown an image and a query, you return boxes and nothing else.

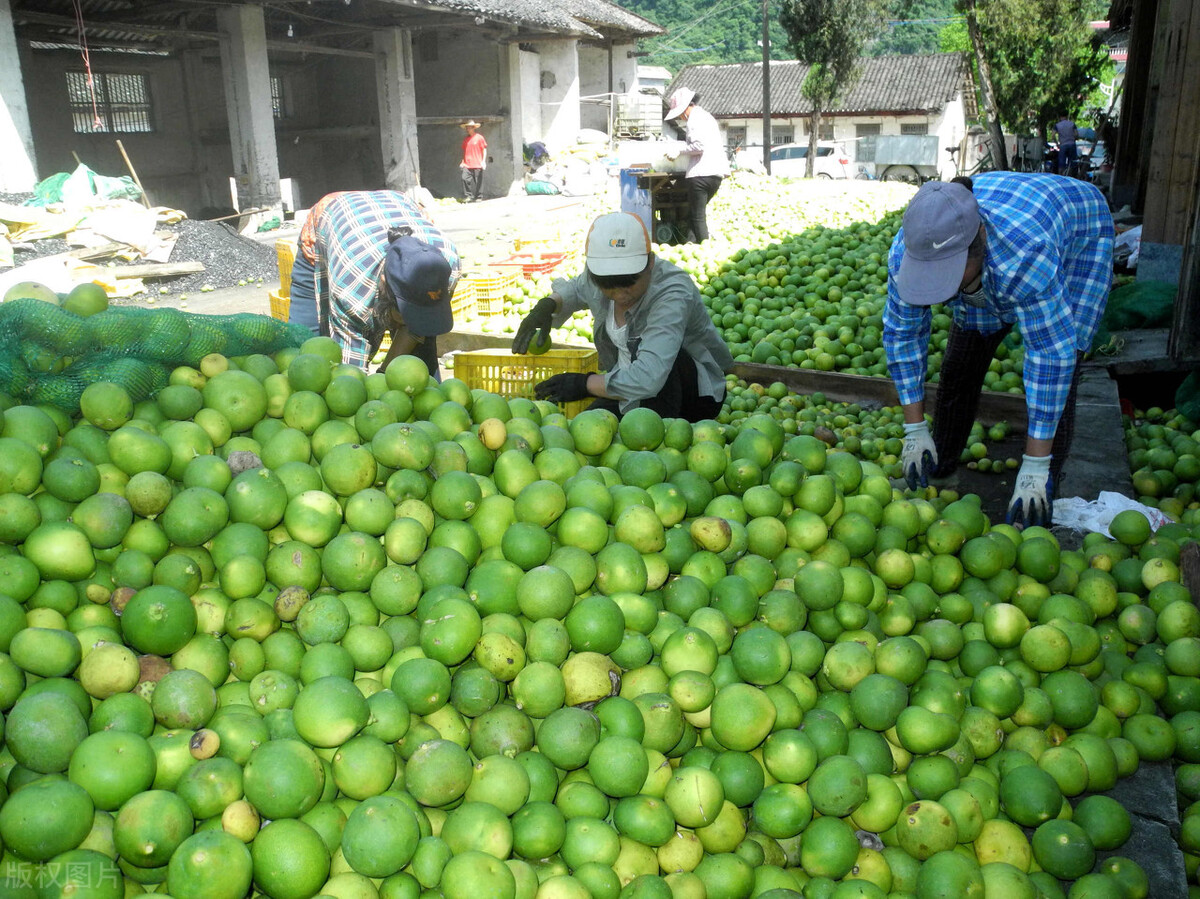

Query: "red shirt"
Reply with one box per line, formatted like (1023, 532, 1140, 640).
(462, 132, 487, 169)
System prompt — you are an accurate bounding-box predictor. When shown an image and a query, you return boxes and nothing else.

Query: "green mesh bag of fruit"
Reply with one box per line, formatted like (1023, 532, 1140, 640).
(0, 301, 309, 412)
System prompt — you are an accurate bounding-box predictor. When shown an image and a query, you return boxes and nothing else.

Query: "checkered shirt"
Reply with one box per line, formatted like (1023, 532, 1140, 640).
(311, 191, 460, 368)
(884, 172, 1114, 441)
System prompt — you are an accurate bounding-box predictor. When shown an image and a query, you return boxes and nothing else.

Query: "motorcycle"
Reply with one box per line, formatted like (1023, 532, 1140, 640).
(1044, 141, 1093, 181)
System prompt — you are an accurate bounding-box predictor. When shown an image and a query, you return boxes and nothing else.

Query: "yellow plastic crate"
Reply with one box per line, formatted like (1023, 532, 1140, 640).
(513, 234, 561, 253)
(460, 270, 520, 316)
(450, 279, 476, 318)
(454, 348, 599, 418)
(268, 290, 290, 321)
(276, 238, 297, 297)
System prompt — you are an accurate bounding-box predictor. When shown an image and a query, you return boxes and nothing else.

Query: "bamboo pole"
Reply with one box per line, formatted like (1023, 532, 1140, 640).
(115, 139, 152, 208)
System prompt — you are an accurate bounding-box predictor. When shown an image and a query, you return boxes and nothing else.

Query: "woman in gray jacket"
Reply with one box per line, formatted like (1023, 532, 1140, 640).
(512, 212, 733, 421)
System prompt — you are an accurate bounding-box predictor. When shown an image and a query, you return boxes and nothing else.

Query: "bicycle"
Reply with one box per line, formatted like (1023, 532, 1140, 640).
(940, 140, 998, 180)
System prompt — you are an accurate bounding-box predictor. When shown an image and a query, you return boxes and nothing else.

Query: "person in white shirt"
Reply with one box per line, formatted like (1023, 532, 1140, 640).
(664, 88, 730, 242)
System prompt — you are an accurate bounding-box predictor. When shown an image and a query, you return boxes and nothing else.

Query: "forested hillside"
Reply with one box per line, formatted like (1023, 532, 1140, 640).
(618, 0, 956, 69)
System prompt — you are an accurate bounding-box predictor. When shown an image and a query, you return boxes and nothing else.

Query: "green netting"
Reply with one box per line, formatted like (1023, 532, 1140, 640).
(1178, 372, 1200, 424)
(0, 299, 311, 412)
(1091, 280, 1178, 354)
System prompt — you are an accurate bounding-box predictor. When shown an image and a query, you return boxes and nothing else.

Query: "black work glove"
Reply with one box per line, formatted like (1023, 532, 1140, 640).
(534, 372, 594, 404)
(513, 296, 557, 354)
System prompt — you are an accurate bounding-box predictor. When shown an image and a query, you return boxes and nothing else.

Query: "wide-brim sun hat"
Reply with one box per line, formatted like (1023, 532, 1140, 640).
(663, 88, 695, 122)
(894, 181, 982, 306)
(460, 120, 482, 129)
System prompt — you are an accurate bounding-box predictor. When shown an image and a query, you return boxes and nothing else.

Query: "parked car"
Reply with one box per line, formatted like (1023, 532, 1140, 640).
(760, 141, 852, 179)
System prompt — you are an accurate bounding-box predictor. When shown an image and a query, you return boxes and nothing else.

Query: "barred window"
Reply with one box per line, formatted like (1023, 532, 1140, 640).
(271, 76, 286, 120)
(856, 123, 880, 162)
(726, 126, 747, 150)
(67, 71, 153, 133)
(802, 121, 834, 141)
(901, 122, 929, 135)
(770, 126, 794, 146)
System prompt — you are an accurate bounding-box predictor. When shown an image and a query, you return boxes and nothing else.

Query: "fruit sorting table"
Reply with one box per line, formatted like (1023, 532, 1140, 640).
(619, 168, 690, 244)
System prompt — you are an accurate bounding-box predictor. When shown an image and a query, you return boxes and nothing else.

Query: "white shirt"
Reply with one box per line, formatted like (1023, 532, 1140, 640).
(607, 304, 632, 372)
(681, 106, 730, 179)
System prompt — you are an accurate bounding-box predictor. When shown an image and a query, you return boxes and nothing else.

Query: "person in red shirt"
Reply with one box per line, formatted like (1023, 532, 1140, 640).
(460, 120, 487, 202)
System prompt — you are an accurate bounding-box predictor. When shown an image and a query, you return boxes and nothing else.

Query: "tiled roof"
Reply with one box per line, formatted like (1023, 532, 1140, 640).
(669, 53, 972, 117)
(565, 0, 665, 36)
(396, 0, 662, 38)
(11, 0, 662, 51)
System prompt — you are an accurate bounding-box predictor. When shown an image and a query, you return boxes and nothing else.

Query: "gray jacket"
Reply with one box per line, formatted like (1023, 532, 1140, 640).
(552, 256, 733, 413)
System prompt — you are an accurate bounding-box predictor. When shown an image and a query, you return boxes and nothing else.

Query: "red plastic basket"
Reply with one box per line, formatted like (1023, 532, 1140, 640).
(491, 252, 571, 279)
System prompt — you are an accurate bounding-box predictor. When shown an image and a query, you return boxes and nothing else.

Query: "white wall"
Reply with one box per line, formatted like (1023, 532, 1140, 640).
(612, 44, 638, 96)
(536, 39, 581, 153)
(0, 0, 36, 192)
(518, 48, 542, 145)
(722, 93, 968, 179)
(579, 44, 611, 133)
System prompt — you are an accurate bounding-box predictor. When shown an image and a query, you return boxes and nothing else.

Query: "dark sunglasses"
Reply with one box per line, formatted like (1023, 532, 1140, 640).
(589, 269, 642, 290)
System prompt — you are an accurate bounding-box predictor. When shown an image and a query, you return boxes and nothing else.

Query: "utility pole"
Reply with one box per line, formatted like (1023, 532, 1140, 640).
(762, 0, 771, 174)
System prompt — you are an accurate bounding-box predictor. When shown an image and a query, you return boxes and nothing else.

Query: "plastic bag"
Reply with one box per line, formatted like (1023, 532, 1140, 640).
(1052, 490, 1172, 537)
(29, 165, 142, 207)
(525, 180, 560, 196)
(1114, 225, 1141, 269)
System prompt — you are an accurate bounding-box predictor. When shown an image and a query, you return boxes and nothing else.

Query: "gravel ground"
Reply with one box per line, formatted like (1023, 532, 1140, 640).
(160, 219, 278, 293)
(6, 214, 278, 295)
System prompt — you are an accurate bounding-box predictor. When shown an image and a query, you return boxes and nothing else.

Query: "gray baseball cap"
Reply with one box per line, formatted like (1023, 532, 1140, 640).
(894, 181, 981, 306)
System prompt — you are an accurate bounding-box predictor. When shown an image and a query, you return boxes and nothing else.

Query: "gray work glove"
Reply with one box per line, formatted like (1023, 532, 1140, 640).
(901, 421, 938, 490)
(1007, 454, 1053, 528)
(513, 296, 556, 355)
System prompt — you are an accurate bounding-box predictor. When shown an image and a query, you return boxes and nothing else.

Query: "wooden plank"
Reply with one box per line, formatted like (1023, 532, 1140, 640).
(1169, 171, 1200, 362)
(731, 362, 1028, 428)
(27, 242, 132, 266)
(1166, 1, 1200, 362)
(1112, 1, 1159, 211)
(1142, 0, 1200, 245)
(111, 262, 205, 279)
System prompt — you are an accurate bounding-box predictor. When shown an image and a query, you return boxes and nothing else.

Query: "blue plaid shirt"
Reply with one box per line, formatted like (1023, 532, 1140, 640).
(884, 172, 1113, 441)
(311, 191, 460, 367)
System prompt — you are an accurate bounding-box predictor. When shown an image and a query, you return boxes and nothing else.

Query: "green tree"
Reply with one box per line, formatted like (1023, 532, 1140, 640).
(940, 0, 1110, 167)
(778, 0, 887, 176)
(621, 0, 794, 68)
(869, 0, 958, 56)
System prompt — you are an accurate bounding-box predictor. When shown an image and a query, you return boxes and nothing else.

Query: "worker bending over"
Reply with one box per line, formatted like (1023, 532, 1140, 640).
(884, 173, 1113, 527)
(290, 190, 460, 375)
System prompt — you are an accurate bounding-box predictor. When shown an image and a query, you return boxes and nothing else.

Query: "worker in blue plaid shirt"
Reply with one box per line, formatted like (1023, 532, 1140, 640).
(292, 191, 460, 374)
(883, 173, 1114, 527)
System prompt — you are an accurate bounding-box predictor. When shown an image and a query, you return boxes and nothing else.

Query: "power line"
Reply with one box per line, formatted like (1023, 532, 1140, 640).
(647, 0, 759, 49)
(886, 16, 965, 25)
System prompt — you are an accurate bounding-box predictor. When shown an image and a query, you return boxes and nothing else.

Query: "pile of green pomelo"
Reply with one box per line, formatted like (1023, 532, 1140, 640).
(1, 328, 1200, 899)
(461, 180, 1027, 397)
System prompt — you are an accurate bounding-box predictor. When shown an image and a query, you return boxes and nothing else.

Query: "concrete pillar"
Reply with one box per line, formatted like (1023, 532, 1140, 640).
(216, 5, 281, 222)
(0, 0, 37, 192)
(538, 39, 581, 153)
(515, 48, 543, 145)
(503, 45, 529, 197)
(375, 27, 420, 191)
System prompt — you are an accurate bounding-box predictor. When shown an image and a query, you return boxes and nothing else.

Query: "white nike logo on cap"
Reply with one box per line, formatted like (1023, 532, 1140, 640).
(931, 237, 954, 249)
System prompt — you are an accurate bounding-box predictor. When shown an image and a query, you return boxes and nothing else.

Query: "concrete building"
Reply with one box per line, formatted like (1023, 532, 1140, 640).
(667, 53, 976, 179)
(0, 0, 662, 218)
